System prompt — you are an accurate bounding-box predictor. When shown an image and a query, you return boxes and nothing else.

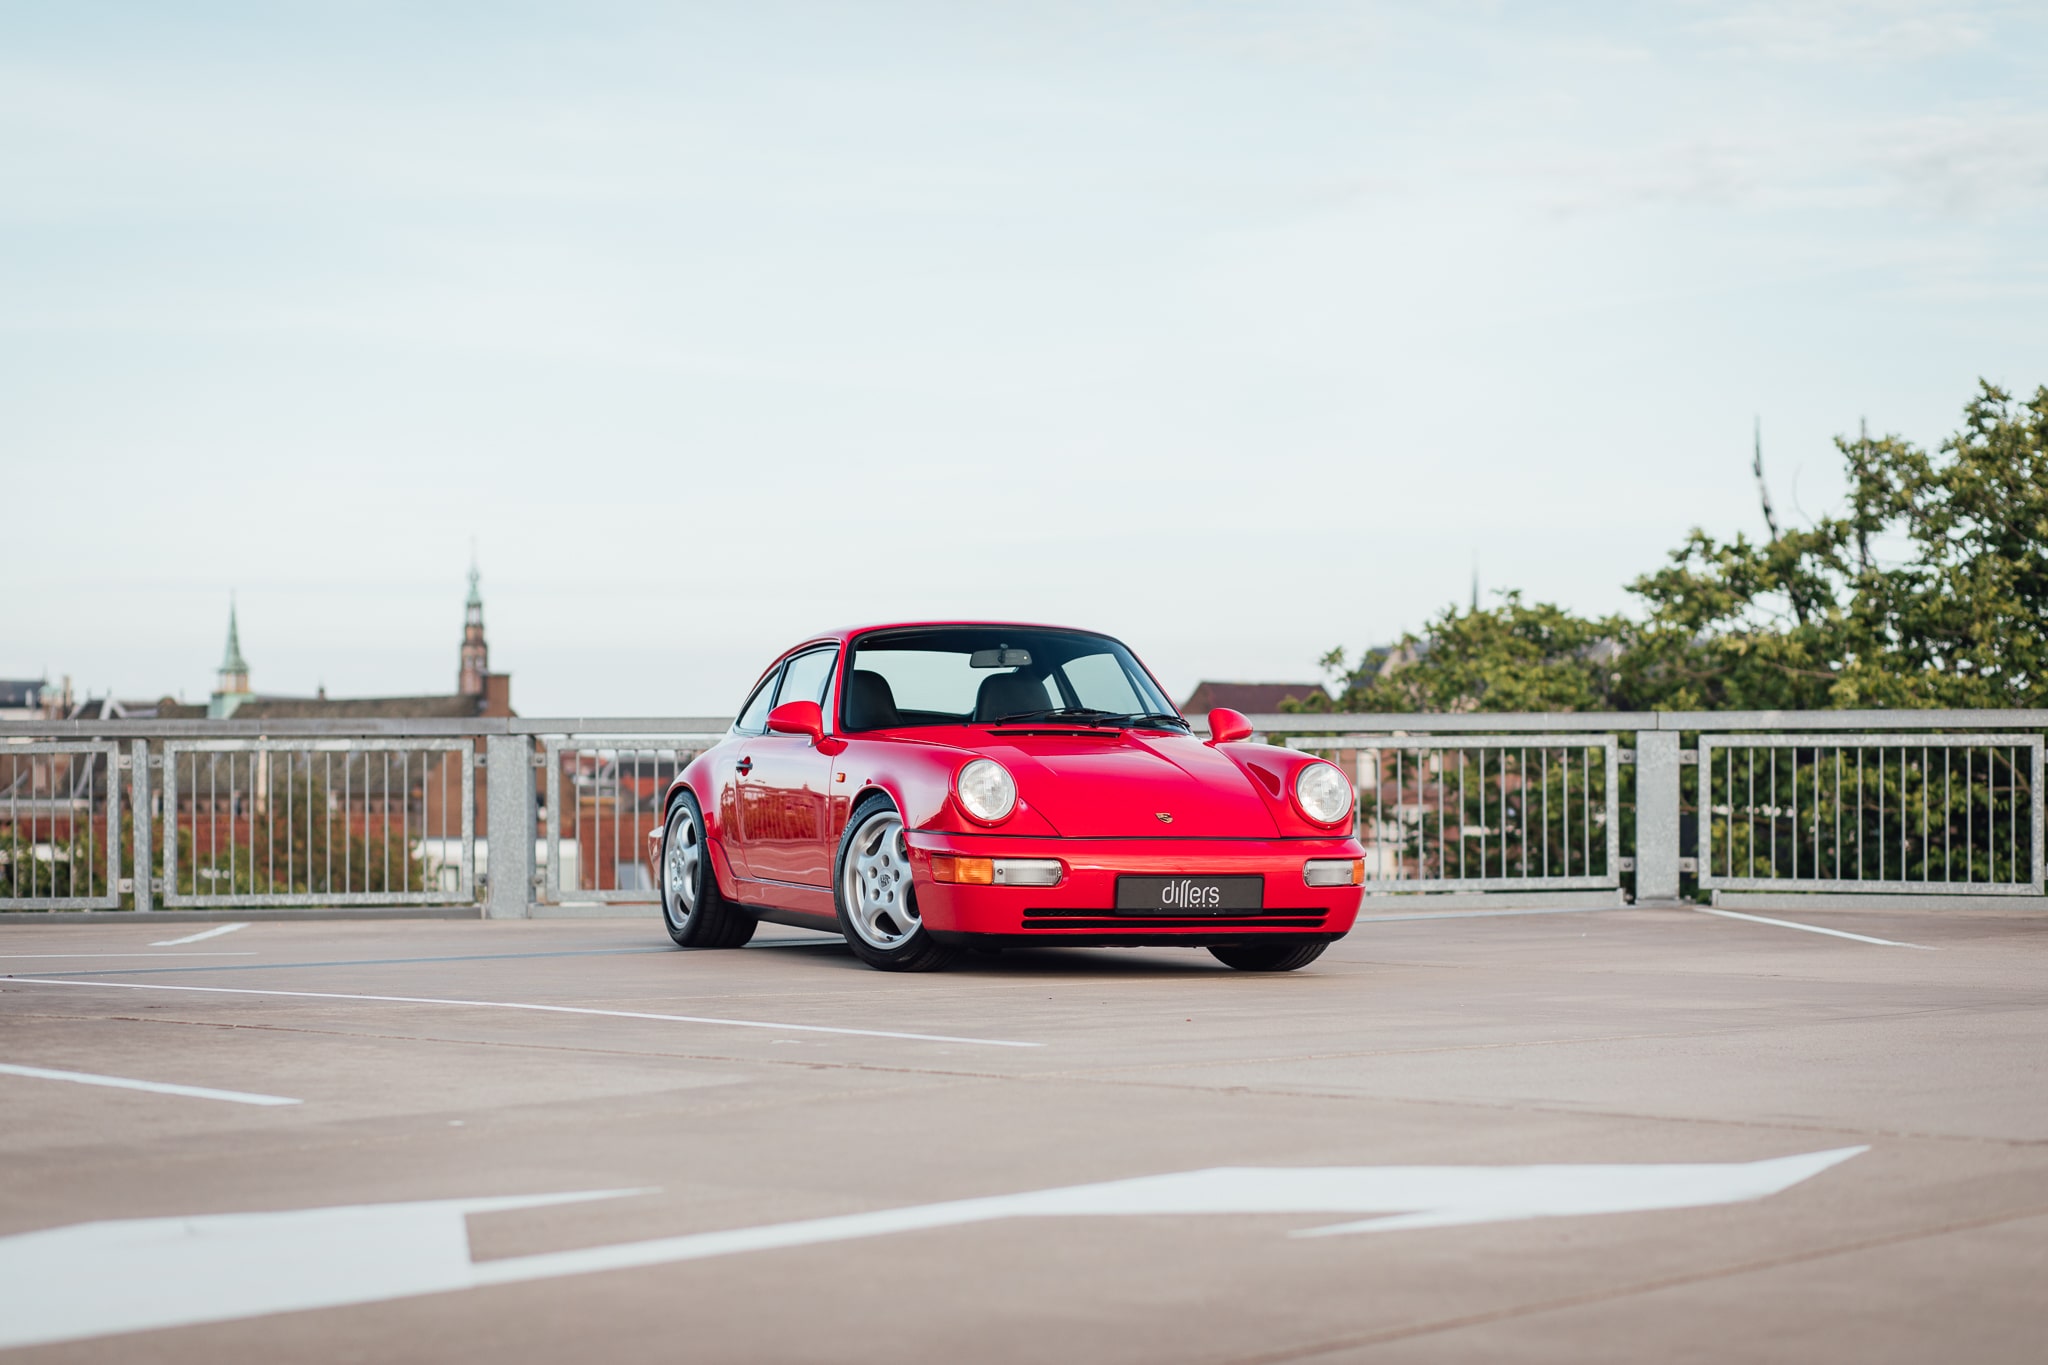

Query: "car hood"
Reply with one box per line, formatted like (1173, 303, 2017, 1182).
(972, 730, 1281, 838)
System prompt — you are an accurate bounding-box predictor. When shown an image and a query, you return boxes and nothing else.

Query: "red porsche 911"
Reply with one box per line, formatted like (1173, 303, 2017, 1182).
(647, 623, 1365, 972)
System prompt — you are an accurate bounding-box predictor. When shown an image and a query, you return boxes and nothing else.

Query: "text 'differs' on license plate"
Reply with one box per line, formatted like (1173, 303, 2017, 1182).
(1114, 875, 1264, 914)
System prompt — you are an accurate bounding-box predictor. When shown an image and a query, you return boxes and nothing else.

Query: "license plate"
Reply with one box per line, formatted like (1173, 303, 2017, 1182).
(1114, 875, 1263, 914)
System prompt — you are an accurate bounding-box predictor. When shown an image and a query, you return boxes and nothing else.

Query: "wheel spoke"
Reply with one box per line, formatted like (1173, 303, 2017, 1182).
(844, 810, 918, 949)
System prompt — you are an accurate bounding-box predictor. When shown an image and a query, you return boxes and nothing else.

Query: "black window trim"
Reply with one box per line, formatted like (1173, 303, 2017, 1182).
(772, 645, 842, 729)
(731, 666, 783, 737)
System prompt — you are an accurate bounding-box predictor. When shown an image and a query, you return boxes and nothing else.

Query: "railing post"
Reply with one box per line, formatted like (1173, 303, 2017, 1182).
(1636, 730, 1681, 901)
(485, 734, 533, 919)
(130, 738, 152, 913)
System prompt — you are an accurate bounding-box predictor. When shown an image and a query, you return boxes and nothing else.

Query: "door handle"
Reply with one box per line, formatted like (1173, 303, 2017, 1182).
(736, 757, 754, 776)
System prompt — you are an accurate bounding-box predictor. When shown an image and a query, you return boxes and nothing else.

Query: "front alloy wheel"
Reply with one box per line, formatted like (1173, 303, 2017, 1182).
(834, 799, 954, 971)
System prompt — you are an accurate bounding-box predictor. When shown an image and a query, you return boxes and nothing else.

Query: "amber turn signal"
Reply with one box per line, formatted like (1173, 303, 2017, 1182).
(929, 855, 995, 885)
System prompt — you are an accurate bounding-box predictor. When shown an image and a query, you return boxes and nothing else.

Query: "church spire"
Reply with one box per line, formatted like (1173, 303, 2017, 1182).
(459, 559, 488, 697)
(209, 596, 253, 718)
(218, 597, 249, 692)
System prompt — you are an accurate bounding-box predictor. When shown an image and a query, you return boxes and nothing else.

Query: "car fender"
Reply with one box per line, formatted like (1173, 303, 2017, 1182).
(835, 737, 1063, 840)
(1213, 741, 1358, 837)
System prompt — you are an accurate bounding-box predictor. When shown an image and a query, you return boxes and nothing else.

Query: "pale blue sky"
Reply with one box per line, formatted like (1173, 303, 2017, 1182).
(6, 1, 2045, 714)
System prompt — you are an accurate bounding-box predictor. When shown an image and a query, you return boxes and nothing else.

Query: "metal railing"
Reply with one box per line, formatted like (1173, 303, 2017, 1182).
(2, 709, 2043, 915)
(1292, 734, 1619, 893)
(1697, 733, 2043, 897)
(542, 735, 720, 903)
(161, 738, 476, 908)
(1, 741, 121, 910)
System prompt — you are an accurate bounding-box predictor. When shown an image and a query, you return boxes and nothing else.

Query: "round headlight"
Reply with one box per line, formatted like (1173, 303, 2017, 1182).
(955, 758, 1017, 823)
(1294, 761, 1353, 825)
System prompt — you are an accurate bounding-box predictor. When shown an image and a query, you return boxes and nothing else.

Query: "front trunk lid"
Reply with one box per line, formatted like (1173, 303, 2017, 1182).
(980, 729, 1280, 838)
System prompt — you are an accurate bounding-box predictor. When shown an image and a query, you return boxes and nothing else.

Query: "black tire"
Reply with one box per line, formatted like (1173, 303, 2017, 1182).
(659, 792, 756, 949)
(1207, 940, 1329, 972)
(833, 794, 955, 972)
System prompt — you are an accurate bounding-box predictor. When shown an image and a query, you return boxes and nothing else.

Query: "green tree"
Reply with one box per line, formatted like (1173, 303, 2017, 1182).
(1315, 381, 2048, 713)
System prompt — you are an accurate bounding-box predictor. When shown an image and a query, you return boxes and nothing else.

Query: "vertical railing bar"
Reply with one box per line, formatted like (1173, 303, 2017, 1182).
(2032, 738, 2045, 893)
(1981, 745, 1990, 886)
(1394, 749, 1404, 879)
(207, 750, 216, 892)
(461, 738, 477, 901)
(1430, 748, 1441, 879)
(1943, 746, 1951, 883)
(612, 749, 622, 893)
(1767, 746, 1777, 880)
(1560, 745, 1570, 878)
(83, 751, 91, 901)
(1964, 747, 1972, 885)
(1879, 745, 1888, 882)
(1855, 747, 1863, 882)
(1602, 736, 1618, 884)
(1746, 748, 1755, 880)
(1518, 746, 1527, 880)
(1920, 744, 1928, 884)
(1457, 749, 1466, 880)
(1998, 749, 2015, 888)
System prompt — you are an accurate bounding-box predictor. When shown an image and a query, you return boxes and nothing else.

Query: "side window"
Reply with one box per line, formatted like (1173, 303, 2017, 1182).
(733, 670, 780, 736)
(774, 649, 839, 714)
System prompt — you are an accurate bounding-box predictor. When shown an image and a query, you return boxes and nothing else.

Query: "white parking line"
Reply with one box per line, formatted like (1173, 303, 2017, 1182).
(0, 953, 257, 960)
(151, 923, 250, 946)
(14, 979, 1043, 1048)
(0, 1062, 301, 1107)
(1695, 906, 1933, 949)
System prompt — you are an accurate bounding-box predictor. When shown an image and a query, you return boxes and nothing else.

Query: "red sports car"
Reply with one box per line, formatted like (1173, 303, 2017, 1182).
(647, 622, 1365, 972)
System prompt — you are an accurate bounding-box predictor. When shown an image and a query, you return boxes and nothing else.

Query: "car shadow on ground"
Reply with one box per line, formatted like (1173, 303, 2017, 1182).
(749, 936, 1236, 978)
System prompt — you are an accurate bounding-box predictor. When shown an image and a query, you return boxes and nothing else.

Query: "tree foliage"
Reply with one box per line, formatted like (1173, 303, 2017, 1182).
(1309, 381, 2048, 713)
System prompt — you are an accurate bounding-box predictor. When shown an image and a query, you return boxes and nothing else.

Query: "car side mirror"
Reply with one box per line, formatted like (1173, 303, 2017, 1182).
(767, 700, 825, 745)
(1207, 708, 1254, 745)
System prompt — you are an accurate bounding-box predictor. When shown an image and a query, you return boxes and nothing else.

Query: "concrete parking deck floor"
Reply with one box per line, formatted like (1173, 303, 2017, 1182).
(2, 904, 2045, 1362)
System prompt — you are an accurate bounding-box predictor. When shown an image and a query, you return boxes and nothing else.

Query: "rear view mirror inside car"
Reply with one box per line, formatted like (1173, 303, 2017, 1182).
(969, 648, 1032, 668)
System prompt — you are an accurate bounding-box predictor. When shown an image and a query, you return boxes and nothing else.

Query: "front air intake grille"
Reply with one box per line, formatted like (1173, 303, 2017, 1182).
(1021, 911, 1328, 931)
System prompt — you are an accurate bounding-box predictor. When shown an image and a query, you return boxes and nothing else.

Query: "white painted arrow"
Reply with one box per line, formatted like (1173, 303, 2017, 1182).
(0, 1148, 1864, 1350)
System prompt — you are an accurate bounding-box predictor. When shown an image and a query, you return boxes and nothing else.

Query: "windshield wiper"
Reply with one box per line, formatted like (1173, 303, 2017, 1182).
(990, 708, 1190, 731)
(991, 707, 1122, 726)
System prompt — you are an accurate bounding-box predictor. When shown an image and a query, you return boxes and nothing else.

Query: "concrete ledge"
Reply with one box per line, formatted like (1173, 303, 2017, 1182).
(0, 907, 483, 925)
(1711, 891, 2048, 912)
(1359, 889, 1627, 911)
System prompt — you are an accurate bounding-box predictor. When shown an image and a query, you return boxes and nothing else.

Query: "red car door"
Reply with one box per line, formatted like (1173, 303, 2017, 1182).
(712, 666, 781, 878)
(734, 646, 838, 889)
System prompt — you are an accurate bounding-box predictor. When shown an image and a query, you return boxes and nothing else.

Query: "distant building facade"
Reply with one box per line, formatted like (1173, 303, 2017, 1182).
(0, 677, 70, 720)
(1179, 681, 1328, 715)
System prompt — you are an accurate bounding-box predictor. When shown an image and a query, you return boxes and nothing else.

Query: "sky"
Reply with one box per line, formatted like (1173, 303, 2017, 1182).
(5, 1, 2046, 716)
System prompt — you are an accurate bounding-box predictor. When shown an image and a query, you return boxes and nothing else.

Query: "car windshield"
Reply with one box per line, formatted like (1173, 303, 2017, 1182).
(841, 627, 1184, 732)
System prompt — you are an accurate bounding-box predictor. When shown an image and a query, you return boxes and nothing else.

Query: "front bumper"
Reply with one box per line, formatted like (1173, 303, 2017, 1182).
(904, 832, 1364, 943)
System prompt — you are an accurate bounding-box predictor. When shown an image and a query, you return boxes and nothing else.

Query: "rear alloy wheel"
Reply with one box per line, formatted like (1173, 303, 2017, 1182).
(661, 792, 756, 949)
(834, 798, 955, 972)
(1208, 941, 1329, 972)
